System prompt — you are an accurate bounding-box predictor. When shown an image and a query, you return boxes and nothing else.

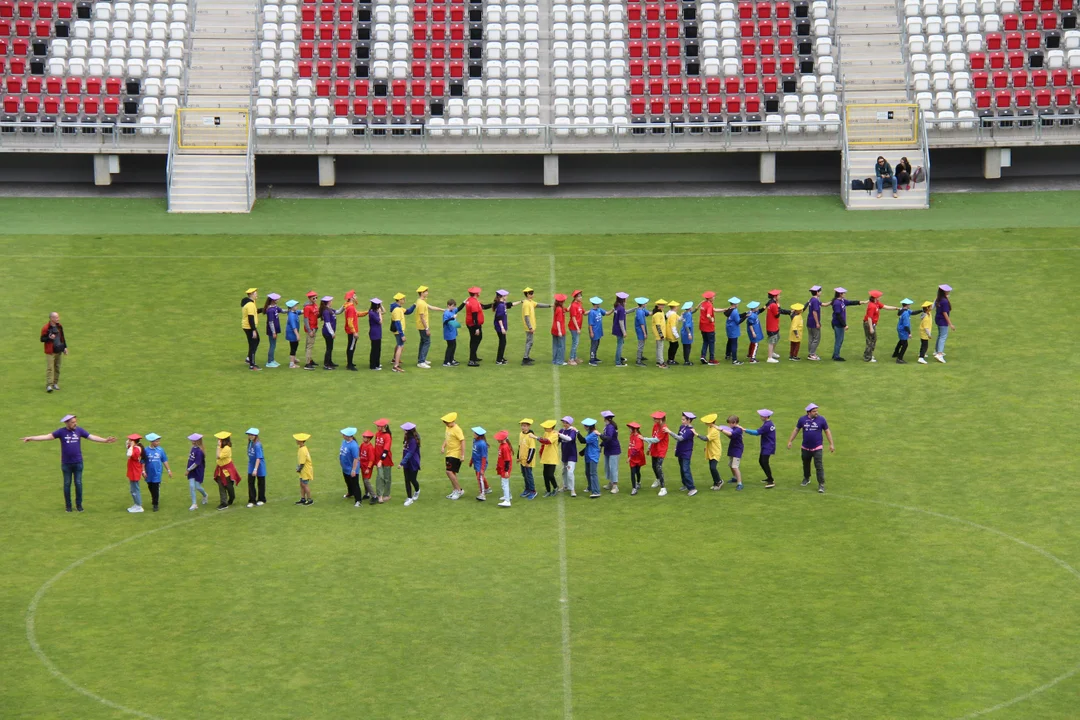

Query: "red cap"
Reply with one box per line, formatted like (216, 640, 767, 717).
(626, 422, 641, 430)
(306, 290, 318, 298)
(126, 433, 142, 440)
(571, 289, 582, 297)
(361, 430, 375, 438)
(468, 286, 481, 294)
(554, 293, 567, 302)
(374, 418, 389, 427)
(345, 289, 356, 300)
(768, 289, 781, 296)
(869, 290, 883, 298)
(651, 411, 666, 419)
(494, 430, 509, 441)
(702, 291, 715, 299)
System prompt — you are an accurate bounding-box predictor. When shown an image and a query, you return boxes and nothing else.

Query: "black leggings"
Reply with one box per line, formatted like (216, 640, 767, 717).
(496, 331, 507, 362)
(244, 328, 259, 366)
(370, 339, 381, 369)
(630, 465, 641, 487)
(919, 338, 929, 358)
(346, 333, 358, 367)
(444, 339, 456, 364)
(289, 340, 299, 356)
(708, 459, 722, 486)
(147, 481, 161, 506)
(468, 325, 482, 362)
(323, 335, 334, 366)
(247, 474, 267, 504)
(667, 341, 679, 364)
(403, 468, 419, 498)
(342, 471, 361, 500)
(543, 464, 558, 491)
(759, 454, 773, 481)
(650, 456, 665, 487)
(893, 339, 909, 360)
(682, 343, 691, 363)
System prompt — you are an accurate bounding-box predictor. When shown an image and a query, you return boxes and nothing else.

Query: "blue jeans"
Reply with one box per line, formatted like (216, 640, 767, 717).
(700, 331, 716, 361)
(875, 175, 898, 193)
(832, 325, 845, 358)
(267, 334, 277, 364)
(130, 481, 142, 506)
(417, 330, 431, 364)
(614, 335, 625, 363)
(585, 460, 600, 494)
(935, 324, 949, 355)
(189, 478, 207, 504)
(678, 457, 695, 490)
(552, 334, 566, 364)
(569, 330, 580, 361)
(61, 462, 83, 509)
(604, 455, 619, 484)
(589, 338, 601, 361)
(521, 466, 535, 493)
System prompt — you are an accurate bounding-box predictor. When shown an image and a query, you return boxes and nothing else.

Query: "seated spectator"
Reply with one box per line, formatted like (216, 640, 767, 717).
(875, 157, 898, 199)
(895, 157, 912, 190)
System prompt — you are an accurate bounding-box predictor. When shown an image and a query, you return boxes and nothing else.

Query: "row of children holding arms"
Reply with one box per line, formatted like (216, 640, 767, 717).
(117, 405, 834, 513)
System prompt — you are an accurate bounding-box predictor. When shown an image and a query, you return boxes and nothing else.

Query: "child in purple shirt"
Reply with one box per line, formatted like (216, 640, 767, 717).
(744, 409, 777, 487)
(716, 416, 745, 490)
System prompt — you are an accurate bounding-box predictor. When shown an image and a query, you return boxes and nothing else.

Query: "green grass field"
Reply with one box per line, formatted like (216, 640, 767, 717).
(2, 195, 1079, 720)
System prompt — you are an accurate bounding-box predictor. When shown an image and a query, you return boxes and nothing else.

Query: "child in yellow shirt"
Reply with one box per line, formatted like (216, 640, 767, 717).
(917, 301, 933, 364)
(651, 300, 668, 368)
(517, 419, 537, 499)
(294, 433, 313, 505)
(788, 303, 805, 361)
(664, 300, 680, 366)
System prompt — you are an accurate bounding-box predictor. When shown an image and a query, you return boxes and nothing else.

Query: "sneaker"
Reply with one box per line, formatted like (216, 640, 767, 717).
(468, 361, 480, 367)
(767, 358, 780, 364)
(46, 385, 53, 393)
(266, 361, 280, 368)
(589, 493, 601, 498)
(892, 192, 899, 199)
(354, 501, 362, 508)
(417, 362, 430, 369)
(636, 360, 648, 366)
(869, 357, 877, 363)
(604, 482, 613, 491)
(918, 357, 928, 364)
(323, 365, 334, 370)
(404, 497, 414, 506)
(651, 480, 660, 488)
(789, 356, 800, 362)
(570, 491, 577, 497)
(732, 360, 744, 365)
(588, 360, 599, 366)
(249, 365, 261, 371)
(833, 356, 846, 362)
(687, 488, 698, 496)
(449, 361, 460, 366)
(771, 352, 781, 359)
(630, 486, 638, 496)
(189, 503, 198, 511)
(305, 498, 314, 505)
(876, 192, 883, 198)
(476, 494, 486, 501)
(936, 354, 947, 364)
(65, 506, 73, 512)
(443, 362, 453, 367)
(808, 355, 820, 361)
(709, 360, 721, 365)
(446, 491, 459, 500)
(346, 364, 359, 371)
(151, 504, 159, 512)
(256, 501, 264, 506)
(658, 487, 668, 497)
(522, 358, 535, 366)
(896, 358, 907, 364)
(128, 505, 144, 513)
(764, 482, 776, 488)
(749, 359, 759, 364)
(496, 359, 507, 365)
(736, 483, 743, 491)
(615, 361, 628, 367)
(498, 499, 511, 507)
(217, 504, 228, 510)
(76, 506, 83, 512)
(818, 485, 826, 494)
(800, 479, 811, 486)
(711, 481, 723, 490)
(610, 485, 619, 494)
(53, 384, 60, 391)
(246, 502, 255, 508)
(294, 499, 305, 505)
(526, 491, 538, 500)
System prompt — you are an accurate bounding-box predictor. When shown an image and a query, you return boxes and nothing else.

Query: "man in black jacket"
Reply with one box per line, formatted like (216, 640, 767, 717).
(40, 312, 67, 393)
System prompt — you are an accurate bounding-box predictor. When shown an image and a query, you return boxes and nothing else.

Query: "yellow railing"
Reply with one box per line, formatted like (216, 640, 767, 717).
(844, 103, 919, 146)
(175, 108, 250, 152)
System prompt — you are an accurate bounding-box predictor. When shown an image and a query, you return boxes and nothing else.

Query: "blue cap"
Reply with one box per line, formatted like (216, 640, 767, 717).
(634, 296, 649, 305)
(245, 428, 259, 436)
(746, 301, 760, 310)
(341, 427, 358, 437)
(728, 297, 741, 304)
(582, 418, 597, 426)
(590, 296, 603, 304)
(285, 299, 299, 308)
(472, 426, 486, 435)
(901, 298, 914, 305)
(145, 432, 161, 441)
(681, 301, 694, 310)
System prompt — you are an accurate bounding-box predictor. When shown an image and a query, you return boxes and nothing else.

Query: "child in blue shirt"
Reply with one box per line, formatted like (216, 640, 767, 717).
(442, 300, 461, 367)
(723, 297, 746, 365)
(468, 427, 489, 501)
(587, 297, 607, 366)
(679, 301, 696, 366)
(633, 297, 650, 366)
(285, 299, 301, 368)
(246, 428, 267, 507)
(577, 418, 602, 497)
(892, 299, 914, 364)
(745, 301, 763, 364)
(143, 432, 172, 511)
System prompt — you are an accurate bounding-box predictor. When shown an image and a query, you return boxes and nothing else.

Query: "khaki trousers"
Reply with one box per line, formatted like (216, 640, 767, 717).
(46, 353, 62, 386)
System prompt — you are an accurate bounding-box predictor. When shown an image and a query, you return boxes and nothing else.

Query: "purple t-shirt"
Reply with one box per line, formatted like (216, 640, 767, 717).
(806, 296, 822, 329)
(726, 426, 744, 458)
(559, 428, 578, 462)
(493, 301, 508, 332)
(674, 425, 695, 459)
(600, 422, 621, 456)
(52, 426, 90, 464)
(756, 420, 776, 456)
(935, 297, 951, 326)
(796, 415, 829, 451)
(369, 309, 382, 340)
(265, 305, 281, 334)
(611, 305, 627, 337)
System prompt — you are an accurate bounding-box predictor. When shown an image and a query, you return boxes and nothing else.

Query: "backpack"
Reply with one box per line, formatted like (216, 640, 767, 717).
(913, 165, 925, 183)
(850, 178, 864, 191)
(863, 177, 874, 194)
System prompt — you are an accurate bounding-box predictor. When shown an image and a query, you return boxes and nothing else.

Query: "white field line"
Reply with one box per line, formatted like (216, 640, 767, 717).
(550, 253, 573, 720)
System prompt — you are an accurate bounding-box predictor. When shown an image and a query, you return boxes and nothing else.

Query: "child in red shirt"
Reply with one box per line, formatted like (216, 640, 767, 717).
(626, 422, 660, 495)
(495, 430, 514, 507)
(125, 434, 145, 513)
(373, 420, 393, 504)
(359, 430, 377, 502)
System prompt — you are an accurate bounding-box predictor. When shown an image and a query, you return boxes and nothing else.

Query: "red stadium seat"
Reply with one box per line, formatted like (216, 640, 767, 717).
(992, 70, 1009, 87)
(1035, 88, 1052, 106)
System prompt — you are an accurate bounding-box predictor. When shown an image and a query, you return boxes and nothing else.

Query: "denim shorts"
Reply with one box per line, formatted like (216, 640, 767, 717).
(395, 333, 405, 347)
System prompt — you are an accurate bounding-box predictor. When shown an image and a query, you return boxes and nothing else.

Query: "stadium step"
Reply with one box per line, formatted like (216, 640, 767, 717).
(844, 147, 929, 210)
(168, 154, 253, 213)
(834, 0, 909, 104)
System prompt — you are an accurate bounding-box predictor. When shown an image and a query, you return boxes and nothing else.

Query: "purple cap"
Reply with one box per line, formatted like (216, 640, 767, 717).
(682, 411, 696, 419)
(267, 292, 281, 300)
(400, 422, 416, 431)
(809, 285, 822, 292)
(561, 416, 574, 424)
(938, 284, 952, 292)
(805, 403, 819, 412)
(496, 289, 509, 297)
(615, 292, 629, 300)
(834, 287, 847, 294)
(60, 414, 76, 422)
(757, 409, 773, 418)
(322, 295, 333, 302)
(600, 410, 615, 419)
(187, 433, 203, 441)
(371, 297, 382, 304)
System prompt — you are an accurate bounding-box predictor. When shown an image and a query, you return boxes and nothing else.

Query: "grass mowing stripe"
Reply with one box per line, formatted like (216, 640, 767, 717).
(551, 253, 574, 720)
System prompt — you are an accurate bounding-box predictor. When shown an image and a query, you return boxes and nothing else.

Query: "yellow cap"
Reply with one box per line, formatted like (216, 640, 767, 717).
(245, 288, 257, 294)
(655, 298, 667, 305)
(667, 300, 679, 307)
(441, 412, 458, 423)
(523, 287, 534, 293)
(416, 285, 429, 293)
(519, 418, 534, 425)
(214, 431, 231, 439)
(292, 433, 311, 442)
(790, 303, 805, 312)
(540, 419, 557, 429)
(393, 292, 406, 301)
(921, 301, 933, 308)
(701, 413, 718, 424)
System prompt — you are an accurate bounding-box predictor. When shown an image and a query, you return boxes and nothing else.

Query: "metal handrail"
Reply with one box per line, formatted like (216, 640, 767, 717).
(920, 107, 931, 208)
(166, 111, 176, 209)
(245, 118, 255, 209)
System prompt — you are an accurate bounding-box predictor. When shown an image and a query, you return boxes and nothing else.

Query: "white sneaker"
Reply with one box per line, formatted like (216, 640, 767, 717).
(610, 485, 619, 494)
(767, 357, 780, 364)
(688, 488, 698, 496)
(935, 354, 946, 364)
(447, 491, 460, 500)
(498, 499, 511, 507)
(201, 496, 208, 504)
(414, 490, 420, 501)
(246, 503, 255, 508)
(771, 352, 780, 359)
(917, 357, 928, 364)
(651, 480, 660, 488)
(128, 505, 144, 513)
(869, 357, 877, 363)
(256, 501, 264, 506)
(658, 487, 667, 497)
(404, 497, 414, 506)
(189, 503, 198, 511)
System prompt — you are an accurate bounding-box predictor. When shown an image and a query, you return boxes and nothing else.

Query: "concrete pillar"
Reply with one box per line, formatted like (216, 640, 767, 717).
(318, 155, 336, 187)
(759, 151, 776, 184)
(93, 154, 118, 186)
(543, 154, 559, 186)
(983, 147, 1003, 179)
